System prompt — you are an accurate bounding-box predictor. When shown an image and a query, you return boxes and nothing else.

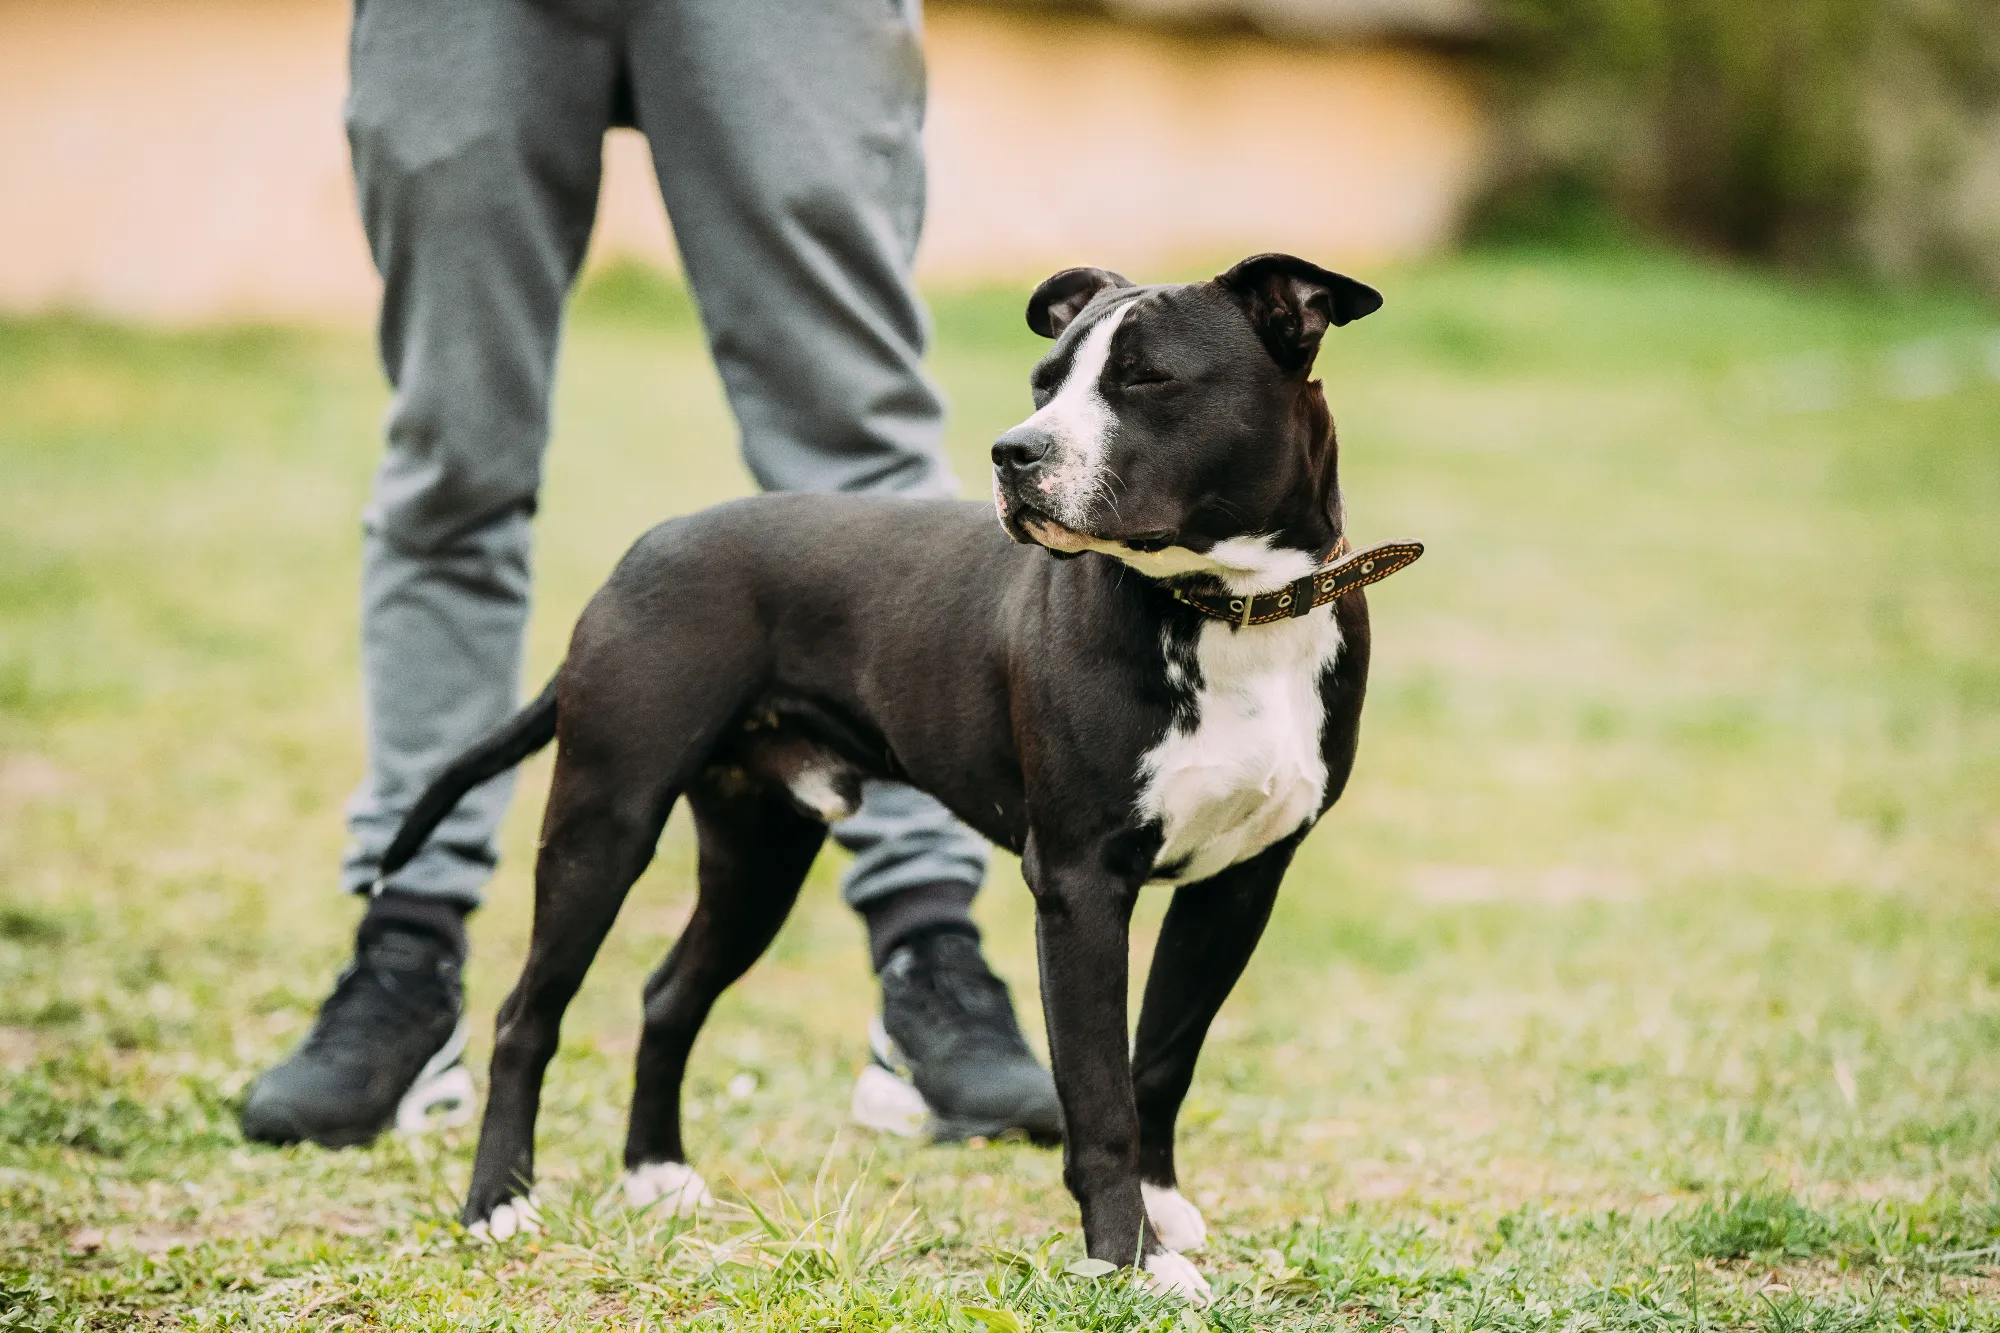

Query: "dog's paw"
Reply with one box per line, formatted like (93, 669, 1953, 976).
(1140, 1248, 1212, 1305)
(621, 1160, 713, 1217)
(467, 1194, 541, 1243)
(1141, 1182, 1208, 1253)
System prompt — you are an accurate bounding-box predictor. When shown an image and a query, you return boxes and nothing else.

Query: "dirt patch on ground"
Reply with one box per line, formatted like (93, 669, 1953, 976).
(0, 1025, 44, 1072)
(0, 753, 68, 806)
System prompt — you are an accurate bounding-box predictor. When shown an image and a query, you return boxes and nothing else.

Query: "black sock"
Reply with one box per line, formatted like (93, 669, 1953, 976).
(361, 889, 471, 962)
(859, 881, 979, 972)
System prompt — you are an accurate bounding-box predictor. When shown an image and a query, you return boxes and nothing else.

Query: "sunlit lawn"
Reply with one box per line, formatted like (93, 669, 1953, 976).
(3, 248, 1999, 1329)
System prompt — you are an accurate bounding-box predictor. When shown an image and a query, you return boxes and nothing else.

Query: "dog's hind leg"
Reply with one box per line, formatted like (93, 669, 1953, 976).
(461, 740, 688, 1236)
(1129, 837, 1297, 1264)
(618, 771, 826, 1214)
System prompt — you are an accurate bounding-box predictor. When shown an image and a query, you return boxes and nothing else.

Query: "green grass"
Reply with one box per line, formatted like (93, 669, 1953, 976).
(3, 248, 1999, 1330)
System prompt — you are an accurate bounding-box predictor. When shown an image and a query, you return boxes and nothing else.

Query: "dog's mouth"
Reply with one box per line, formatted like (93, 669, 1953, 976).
(1021, 513, 1097, 553)
(1009, 507, 1135, 557)
(996, 486, 1081, 551)
(1001, 499, 1179, 560)
(996, 484, 1179, 558)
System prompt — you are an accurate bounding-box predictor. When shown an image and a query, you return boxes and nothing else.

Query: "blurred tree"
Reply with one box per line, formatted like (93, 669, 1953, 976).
(981, 0, 1995, 291)
(1480, 0, 2000, 294)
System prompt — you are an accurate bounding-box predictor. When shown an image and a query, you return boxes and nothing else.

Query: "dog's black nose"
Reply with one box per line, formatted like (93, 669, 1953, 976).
(992, 427, 1053, 473)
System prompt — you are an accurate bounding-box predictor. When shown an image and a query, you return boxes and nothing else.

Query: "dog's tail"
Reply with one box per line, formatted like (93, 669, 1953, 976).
(375, 674, 562, 882)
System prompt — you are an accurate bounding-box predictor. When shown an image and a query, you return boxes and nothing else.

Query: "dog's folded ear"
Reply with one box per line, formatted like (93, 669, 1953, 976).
(1026, 267, 1134, 339)
(1216, 254, 1382, 374)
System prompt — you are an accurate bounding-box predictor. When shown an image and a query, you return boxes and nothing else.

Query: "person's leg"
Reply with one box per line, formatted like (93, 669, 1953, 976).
(839, 782, 988, 968)
(626, 0, 988, 932)
(625, 0, 1055, 1141)
(629, 0, 949, 501)
(241, 0, 616, 1148)
(343, 0, 618, 906)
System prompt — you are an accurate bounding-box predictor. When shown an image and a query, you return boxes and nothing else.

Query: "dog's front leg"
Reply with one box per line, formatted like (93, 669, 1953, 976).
(1131, 837, 1299, 1261)
(1025, 851, 1166, 1284)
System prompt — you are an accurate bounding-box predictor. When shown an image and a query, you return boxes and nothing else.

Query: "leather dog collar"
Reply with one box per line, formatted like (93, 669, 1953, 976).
(1170, 538, 1425, 627)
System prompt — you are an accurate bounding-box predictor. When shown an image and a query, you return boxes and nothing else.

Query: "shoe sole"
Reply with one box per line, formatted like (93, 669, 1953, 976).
(395, 1019, 474, 1135)
(928, 1115, 1061, 1147)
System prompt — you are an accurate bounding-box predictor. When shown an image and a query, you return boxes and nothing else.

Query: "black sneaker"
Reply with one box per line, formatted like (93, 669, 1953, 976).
(240, 922, 472, 1148)
(855, 931, 1063, 1144)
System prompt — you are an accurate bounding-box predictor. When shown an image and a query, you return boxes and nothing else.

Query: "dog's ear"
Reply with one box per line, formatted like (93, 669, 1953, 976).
(1026, 267, 1133, 339)
(1216, 253, 1382, 374)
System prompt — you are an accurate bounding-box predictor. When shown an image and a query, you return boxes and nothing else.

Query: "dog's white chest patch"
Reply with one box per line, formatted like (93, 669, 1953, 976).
(1139, 610, 1341, 885)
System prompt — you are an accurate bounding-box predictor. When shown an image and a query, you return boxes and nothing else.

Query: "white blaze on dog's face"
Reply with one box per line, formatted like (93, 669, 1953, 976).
(991, 256, 1382, 591)
(1007, 303, 1130, 532)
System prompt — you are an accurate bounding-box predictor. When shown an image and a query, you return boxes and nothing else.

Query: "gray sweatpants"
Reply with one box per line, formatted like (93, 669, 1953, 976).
(336, 0, 988, 912)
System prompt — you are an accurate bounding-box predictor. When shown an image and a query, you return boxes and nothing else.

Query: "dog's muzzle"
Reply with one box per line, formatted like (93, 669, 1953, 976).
(991, 426, 1063, 546)
(995, 484, 1093, 553)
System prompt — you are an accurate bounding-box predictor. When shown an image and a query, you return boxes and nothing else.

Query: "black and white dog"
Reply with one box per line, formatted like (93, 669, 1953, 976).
(376, 254, 1420, 1301)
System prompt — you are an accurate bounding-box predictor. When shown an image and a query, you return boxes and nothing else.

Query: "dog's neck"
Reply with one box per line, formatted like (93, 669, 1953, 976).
(1094, 532, 1338, 598)
(1085, 477, 1345, 599)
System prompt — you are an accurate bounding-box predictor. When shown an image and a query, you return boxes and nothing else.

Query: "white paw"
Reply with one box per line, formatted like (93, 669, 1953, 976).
(1141, 1248, 1212, 1305)
(621, 1160, 714, 1217)
(1141, 1182, 1208, 1253)
(468, 1194, 541, 1243)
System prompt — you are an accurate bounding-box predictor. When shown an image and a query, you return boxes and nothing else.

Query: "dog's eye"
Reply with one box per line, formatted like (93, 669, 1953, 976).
(1119, 367, 1173, 389)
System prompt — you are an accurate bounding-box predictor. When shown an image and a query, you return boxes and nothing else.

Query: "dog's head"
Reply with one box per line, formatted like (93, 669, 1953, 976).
(992, 254, 1381, 591)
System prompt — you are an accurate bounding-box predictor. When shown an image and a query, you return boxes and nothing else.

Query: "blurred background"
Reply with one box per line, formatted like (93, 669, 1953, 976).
(4, 0, 1998, 319)
(4, 1, 2000, 1326)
